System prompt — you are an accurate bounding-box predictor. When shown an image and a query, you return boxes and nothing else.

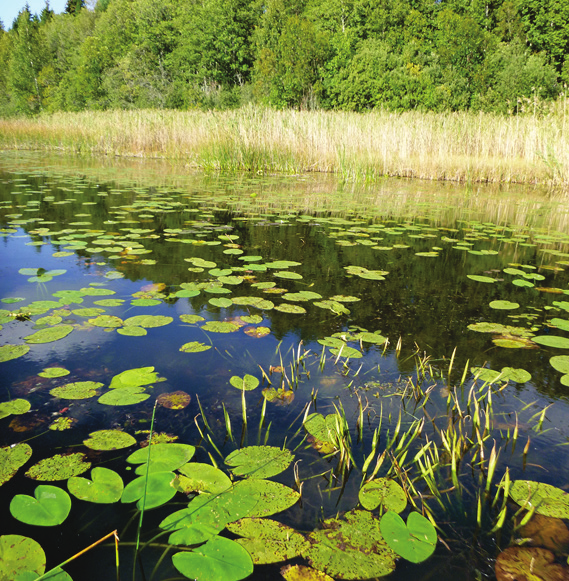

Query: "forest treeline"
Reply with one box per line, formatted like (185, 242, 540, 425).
(0, 0, 568, 117)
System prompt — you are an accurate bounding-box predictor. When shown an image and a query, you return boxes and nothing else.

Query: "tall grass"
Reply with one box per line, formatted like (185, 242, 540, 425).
(0, 102, 567, 186)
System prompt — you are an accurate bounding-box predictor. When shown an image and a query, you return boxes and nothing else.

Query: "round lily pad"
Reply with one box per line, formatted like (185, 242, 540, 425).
(180, 341, 212, 353)
(533, 336, 569, 349)
(280, 565, 335, 581)
(117, 326, 147, 336)
(380, 510, 437, 563)
(121, 471, 177, 509)
(0, 398, 31, 420)
(98, 386, 150, 406)
(274, 271, 303, 280)
(24, 325, 74, 344)
(230, 374, 260, 391)
(0, 344, 30, 363)
(225, 446, 293, 479)
(274, 304, 307, 314)
(550, 356, 569, 374)
(176, 463, 232, 495)
(180, 314, 205, 324)
(157, 391, 191, 410)
(0, 443, 32, 486)
(359, 478, 407, 512)
(109, 366, 161, 388)
(50, 381, 102, 400)
(0, 535, 46, 578)
(123, 315, 173, 328)
(83, 429, 136, 451)
(467, 275, 496, 283)
(25, 453, 91, 481)
(201, 321, 241, 333)
(495, 547, 568, 581)
(68, 467, 124, 503)
(489, 301, 519, 310)
(38, 367, 69, 379)
(10, 485, 71, 526)
(127, 443, 196, 475)
(209, 297, 234, 308)
(88, 315, 123, 328)
(510, 481, 569, 518)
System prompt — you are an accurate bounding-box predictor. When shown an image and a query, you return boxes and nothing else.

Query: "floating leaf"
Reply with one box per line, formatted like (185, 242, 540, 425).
(25, 453, 91, 481)
(0, 398, 31, 420)
(305, 510, 396, 579)
(513, 279, 535, 287)
(127, 443, 196, 475)
(230, 374, 260, 391)
(49, 417, 75, 431)
(533, 336, 569, 349)
(93, 299, 125, 307)
(380, 511, 437, 563)
(550, 356, 569, 374)
(123, 315, 173, 328)
(225, 446, 293, 479)
(117, 326, 147, 336)
(50, 381, 102, 400)
(172, 536, 254, 581)
(0, 443, 32, 486)
(83, 430, 136, 451)
(88, 315, 123, 328)
(122, 471, 177, 509)
(72, 308, 105, 317)
(201, 321, 240, 333)
(234, 479, 300, 517)
(510, 481, 569, 518)
(68, 467, 124, 504)
(467, 275, 496, 283)
(518, 513, 569, 554)
(489, 300, 519, 310)
(0, 344, 30, 363)
(359, 478, 407, 512)
(109, 367, 161, 389)
(130, 298, 161, 307)
(244, 326, 271, 338)
(79, 287, 115, 296)
(179, 314, 205, 324)
(24, 325, 73, 344)
(274, 271, 303, 280)
(330, 346, 362, 359)
(280, 565, 335, 581)
(227, 518, 309, 564)
(180, 341, 212, 353)
(176, 463, 232, 495)
(495, 547, 569, 581)
(209, 297, 233, 308)
(241, 314, 263, 324)
(0, 535, 45, 579)
(10, 485, 71, 526)
(157, 391, 191, 410)
(98, 387, 150, 406)
(38, 367, 69, 379)
(274, 304, 307, 314)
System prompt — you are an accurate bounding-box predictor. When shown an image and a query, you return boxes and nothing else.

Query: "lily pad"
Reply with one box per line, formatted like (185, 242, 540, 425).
(0, 535, 45, 579)
(176, 463, 232, 495)
(274, 303, 307, 314)
(130, 298, 161, 307)
(550, 356, 569, 374)
(359, 478, 407, 513)
(227, 518, 309, 564)
(98, 387, 150, 406)
(510, 481, 569, 518)
(495, 547, 569, 581)
(533, 336, 569, 349)
(489, 300, 520, 310)
(305, 510, 396, 579)
(38, 367, 69, 379)
(83, 429, 136, 451)
(123, 315, 173, 328)
(68, 467, 124, 503)
(0, 443, 32, 486)
(127, 443, 196, 475)
(50, 381, 102, 400)
(117, 326, 147, 336)
(180, 314, 205, 324)
(25, 453, 91, 481)
(0, 344, 30, 363)
(233, 479, 300, 517)
(157, 391, 191, 410)
(230, 374, 260, 391)
(109, 366, 162, 389)
(467, 275, 496, 283)
(0, 398, 31, 420)
(172, 536, 254, 581)
(209, 297, 234, 308)
(122, 471, 178, 509)
(180, 341, 212, 353)
(10, 485, 71, 526)
(201, 321, 241, 333)
(225, 446, 293, 479)
(24, 325, 74, 344)
(280, 565, 335, 581)
(380, 510, 437, 563)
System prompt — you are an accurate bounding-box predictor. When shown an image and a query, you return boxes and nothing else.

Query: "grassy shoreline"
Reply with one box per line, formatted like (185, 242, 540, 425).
(0, 105, 567, 186)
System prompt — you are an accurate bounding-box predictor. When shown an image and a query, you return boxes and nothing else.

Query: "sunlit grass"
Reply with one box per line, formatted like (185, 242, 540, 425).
(0, 103, 567, 186)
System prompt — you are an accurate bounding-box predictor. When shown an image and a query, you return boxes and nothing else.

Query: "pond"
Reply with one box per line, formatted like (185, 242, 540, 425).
(2, 151, 569, 581)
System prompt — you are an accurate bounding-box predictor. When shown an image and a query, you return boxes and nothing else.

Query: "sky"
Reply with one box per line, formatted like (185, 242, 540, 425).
(1, 0, 67, 29)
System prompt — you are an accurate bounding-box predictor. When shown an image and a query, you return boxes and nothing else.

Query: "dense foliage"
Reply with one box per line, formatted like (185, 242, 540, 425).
(0, 0, 566, 115)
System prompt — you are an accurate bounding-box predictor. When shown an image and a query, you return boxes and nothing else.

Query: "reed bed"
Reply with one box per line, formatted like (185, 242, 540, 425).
(0, 104, 567, 186)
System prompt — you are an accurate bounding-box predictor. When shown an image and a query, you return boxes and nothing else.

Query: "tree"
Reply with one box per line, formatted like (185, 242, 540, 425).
(65, 0, 86, 15)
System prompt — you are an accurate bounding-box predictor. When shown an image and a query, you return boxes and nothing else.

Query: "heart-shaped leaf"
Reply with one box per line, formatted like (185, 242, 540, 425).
(10, 485, 71, 526)
(68, 467, 124, 503)
(380, 510, 437, 563)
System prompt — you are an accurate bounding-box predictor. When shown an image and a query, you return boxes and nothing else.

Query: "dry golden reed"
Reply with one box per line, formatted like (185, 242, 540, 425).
(0, 103, 567, 186)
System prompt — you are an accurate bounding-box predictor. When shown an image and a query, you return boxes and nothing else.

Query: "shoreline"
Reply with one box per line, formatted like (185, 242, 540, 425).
(0, 106, 567, 188)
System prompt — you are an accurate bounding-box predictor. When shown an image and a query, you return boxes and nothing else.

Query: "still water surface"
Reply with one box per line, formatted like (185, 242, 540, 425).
(1, 152, 569, 580)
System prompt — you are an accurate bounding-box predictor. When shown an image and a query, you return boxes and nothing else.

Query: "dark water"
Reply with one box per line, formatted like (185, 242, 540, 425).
(1, 151, 569, 581)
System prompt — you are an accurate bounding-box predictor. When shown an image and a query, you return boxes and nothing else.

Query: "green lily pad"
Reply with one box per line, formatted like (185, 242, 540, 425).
(274, 271, 303, 280)
(179, 314, 205, 324)
(533, 336, 569, 349)
(233, 479, 300, 517)
(0, 344, 30, 363)
(121, 471, 177, 509)
(88, 315, 123, 328)
(0, 535, 45, 578)
(109, 366, 162, 389)
(175, 289, 200, 298)
(229, 374, 260, 391)
(314, 300, 350, 315)
(330, 346, 363, 358)
(274, 303, 307, 314)
(209, 297, 234, 308)
(305, 510, 396, 579)
(68, 467, 124, 503)
(225, 446, 293, 479)
(0, 398, 31, 420)
(98, 386, 150, 406)
(359, 478, 407, 512)
(127, 443, 196, 475)
(489, 300, 520, 310)
(176, 463, 232, 495)
(24, 325, 74, 344)
(50, 381, 102, 400)
(130, 298, 161, 307)
(227, 518, 309, 564)
(510, 481, 569, 518)
(241, 314, 263, 324)
(380, 510, 437, 563)
(83, 430, 136, 451)
(38, 367, 69, 378)
(358, 332, 388, 345)
(201, 321, 241, 333)
(280, 565, 335, 581)
(467, 275, 496, 283)
(117, 326, 147, 336)
(550, 356, 569, 374)
(79, 287, 115, 296)
(172, 536, 253, 581)
(123, 315, 173, 328)
(10, 485, 71, 526)
(180, 341, 212, 353)
(25, 453, 91, 481)
(34, 315, 63, 326)
(49, 417, 75, 431)
(0, 443, 32, 486)
(93, 299, 125, 307)
(513, 279, 535, 287)
(72, 308, 105, 317)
